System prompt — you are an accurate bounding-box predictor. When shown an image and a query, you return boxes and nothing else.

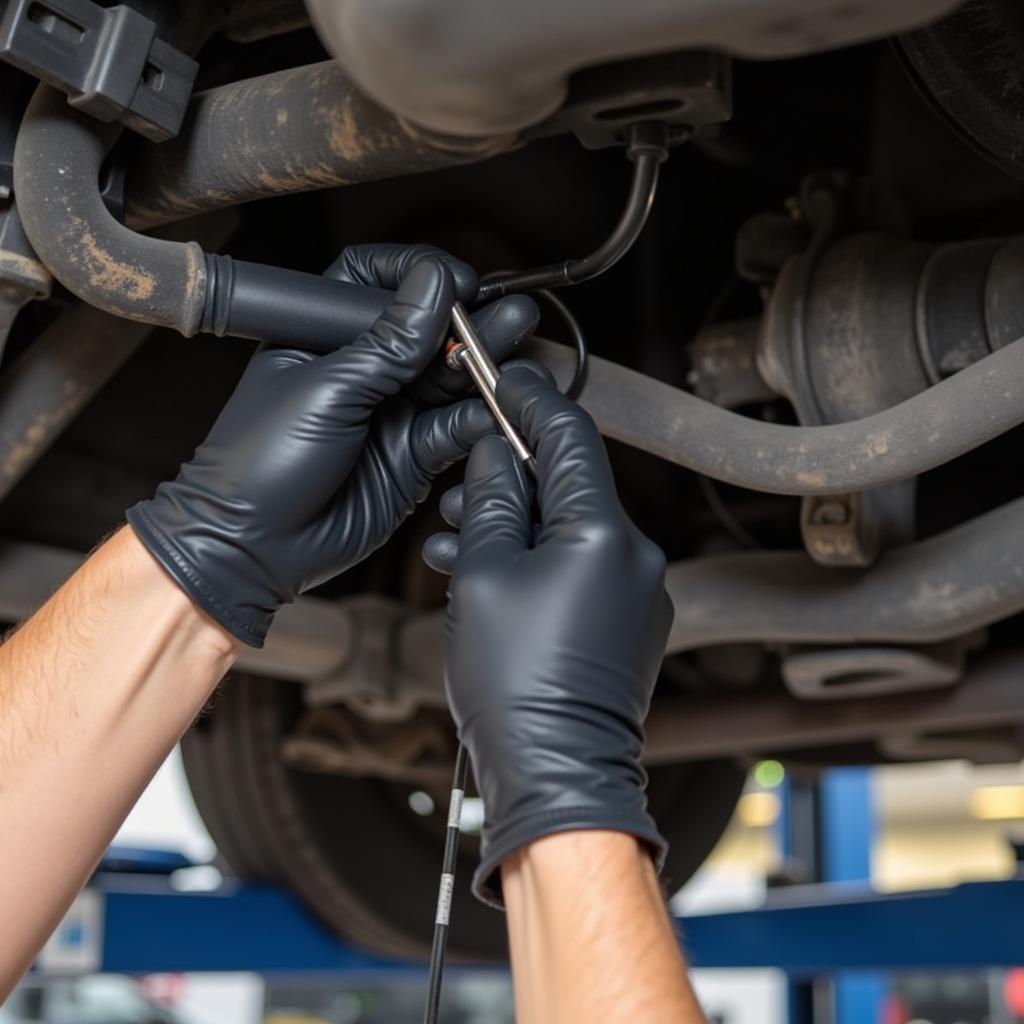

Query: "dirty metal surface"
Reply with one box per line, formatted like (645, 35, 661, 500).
(643, 649, 1024, 763)
(126, 62, 514, 229)
(0, 303, 152, 501)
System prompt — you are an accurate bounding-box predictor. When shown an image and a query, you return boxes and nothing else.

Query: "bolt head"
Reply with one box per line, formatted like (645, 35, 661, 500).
(810, 500, 850, 526)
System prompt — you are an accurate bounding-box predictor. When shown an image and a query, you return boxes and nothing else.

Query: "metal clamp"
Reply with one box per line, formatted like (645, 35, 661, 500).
(0, 0, 198, 142)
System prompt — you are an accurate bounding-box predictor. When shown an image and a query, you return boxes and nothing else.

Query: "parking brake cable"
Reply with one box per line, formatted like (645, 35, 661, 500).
(422, 120, 670, 1024)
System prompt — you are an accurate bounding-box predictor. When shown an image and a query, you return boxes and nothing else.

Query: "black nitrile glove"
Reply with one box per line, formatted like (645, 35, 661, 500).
(423, 367, 673, 907)
(127, 243, 539, 647)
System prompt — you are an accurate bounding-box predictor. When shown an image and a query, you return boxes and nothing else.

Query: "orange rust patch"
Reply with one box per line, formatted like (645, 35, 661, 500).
(305, 163, 353, 187)
(1, 404, 73, 482)
(78, 231, 156, 301)
(184, 243, 203, 303)
(256, 167, 295, 192)
(323, 93, 370, 162)
(2, 437, 40, 481)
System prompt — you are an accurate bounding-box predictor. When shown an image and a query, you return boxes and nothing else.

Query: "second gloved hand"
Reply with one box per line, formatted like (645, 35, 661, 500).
(424, 368, 674, 906)
(127, 243, 538, 647)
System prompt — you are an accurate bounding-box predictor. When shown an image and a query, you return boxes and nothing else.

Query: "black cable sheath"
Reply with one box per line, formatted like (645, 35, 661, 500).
(476, 122, 668, 303)
(562, 150, 661, 284)
(534, 288, 588, 400)
(476, 154, 661, 301)
(423, 742, 470, 1024)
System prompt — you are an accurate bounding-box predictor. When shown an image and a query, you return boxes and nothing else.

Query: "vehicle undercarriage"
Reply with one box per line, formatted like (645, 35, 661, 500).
(1, 0, 1022, 959)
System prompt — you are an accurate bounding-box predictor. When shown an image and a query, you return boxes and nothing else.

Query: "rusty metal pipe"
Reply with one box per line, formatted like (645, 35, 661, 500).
(125, 61, 512, 230)
(15, 70, 1024, 497)
(14, 84, 206, 334)
(0, 214, 236, 504)
(13, 67, 509, 343)
(13, 79, 400, 347)
(0, 304, 152, 501)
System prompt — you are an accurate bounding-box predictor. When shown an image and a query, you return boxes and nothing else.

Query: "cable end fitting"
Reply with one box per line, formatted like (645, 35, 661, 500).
(626, 121, 671, 164)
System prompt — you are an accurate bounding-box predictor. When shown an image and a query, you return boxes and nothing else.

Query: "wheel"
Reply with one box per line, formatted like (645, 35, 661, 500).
(181, 673, 745, 961)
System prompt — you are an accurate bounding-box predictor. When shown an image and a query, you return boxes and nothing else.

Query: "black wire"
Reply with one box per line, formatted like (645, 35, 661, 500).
(534, 287, 588, 400)
(422, 742, 470, 1024)
(697, 474, 758, 550)
(474, 122, 667, 400)
(475, 124, 668, 304)
(479, 272, 588, 400)
(562, 145, 663, 285)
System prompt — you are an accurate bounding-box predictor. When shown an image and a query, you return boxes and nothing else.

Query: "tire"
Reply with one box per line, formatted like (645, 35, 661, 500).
(181, 673, 745, 961)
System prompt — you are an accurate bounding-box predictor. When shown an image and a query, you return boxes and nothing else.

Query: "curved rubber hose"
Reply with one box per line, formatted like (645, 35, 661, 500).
(531, 337, 1024, 495)
(16, 87, 1024, 499)
(15, 84, 207, 335)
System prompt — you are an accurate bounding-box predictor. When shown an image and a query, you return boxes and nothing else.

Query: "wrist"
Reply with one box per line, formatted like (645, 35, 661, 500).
(463, 713, 665, 906)
(473, 793, 666, 908)
(119, 523, 243, 663)
(501, 831, 701, 1024)
(503, 830, 656, 893)
(126, 499, 275, 647)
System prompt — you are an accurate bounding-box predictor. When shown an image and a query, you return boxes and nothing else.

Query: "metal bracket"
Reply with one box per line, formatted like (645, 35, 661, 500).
(0, 0, 198, 142)
(781, 641, 966, 701)
(800, 482, 917, 569)
(800, 492, 877, 568)
(554, 51, 731, 150)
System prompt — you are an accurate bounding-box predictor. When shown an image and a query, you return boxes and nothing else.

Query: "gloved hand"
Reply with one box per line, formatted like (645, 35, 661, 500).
(423, 367, 673, 906)
(127, 243, 539, 647)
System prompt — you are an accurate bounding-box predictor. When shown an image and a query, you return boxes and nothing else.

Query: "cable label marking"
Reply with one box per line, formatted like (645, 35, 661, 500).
(448, 788, 464, 829)
(436, 873, 455, 925)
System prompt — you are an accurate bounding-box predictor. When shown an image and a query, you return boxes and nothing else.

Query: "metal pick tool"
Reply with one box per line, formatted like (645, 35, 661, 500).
(447, 302, 537, 476)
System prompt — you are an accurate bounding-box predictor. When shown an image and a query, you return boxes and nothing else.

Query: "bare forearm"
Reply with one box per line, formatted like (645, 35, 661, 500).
(502, 832, 705, 1024)
(0, 526, 239, 997)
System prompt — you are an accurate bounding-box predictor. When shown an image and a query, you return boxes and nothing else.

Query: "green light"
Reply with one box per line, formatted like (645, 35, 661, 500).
(754, 759, 785, 789)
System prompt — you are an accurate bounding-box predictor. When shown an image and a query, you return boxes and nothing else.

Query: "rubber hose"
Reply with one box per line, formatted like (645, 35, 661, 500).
(531, 337, 1024, 495)
(14, 84, 206, 335)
